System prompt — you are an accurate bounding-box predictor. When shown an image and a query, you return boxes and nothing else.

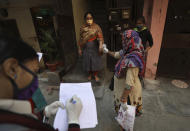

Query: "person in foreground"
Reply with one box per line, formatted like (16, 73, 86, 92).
(0, 35, 82, 131)
(103, 30, 145, 130)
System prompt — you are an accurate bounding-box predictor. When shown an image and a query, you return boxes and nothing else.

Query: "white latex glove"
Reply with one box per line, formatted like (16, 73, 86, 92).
(44, 101, 64, 118)
(103, 43, 107, 48)
(66, 95, 83, 124)
(103, 44, 109, 54)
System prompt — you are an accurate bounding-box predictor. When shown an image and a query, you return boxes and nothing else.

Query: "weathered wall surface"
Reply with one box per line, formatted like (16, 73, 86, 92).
(7, 7, 41, 51)
(1, 0, 54, 51)
(72, 0, 88, 44)
(144, 0, 169, 79)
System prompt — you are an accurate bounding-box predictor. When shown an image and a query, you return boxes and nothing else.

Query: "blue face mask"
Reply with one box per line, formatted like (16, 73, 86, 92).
(16, 76, 38, 100)
(137, 25, 143, 30)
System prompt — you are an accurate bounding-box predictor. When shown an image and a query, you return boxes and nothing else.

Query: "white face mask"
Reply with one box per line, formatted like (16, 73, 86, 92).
(87, 19, 93, 25)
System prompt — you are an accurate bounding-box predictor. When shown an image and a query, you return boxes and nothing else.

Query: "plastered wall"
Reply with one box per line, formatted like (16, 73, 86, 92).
(72, 0, 88, 44)
(7, 7, 41, 51)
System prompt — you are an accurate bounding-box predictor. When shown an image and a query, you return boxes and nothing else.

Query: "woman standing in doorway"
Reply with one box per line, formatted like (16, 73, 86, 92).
(78, 12, 104, 82)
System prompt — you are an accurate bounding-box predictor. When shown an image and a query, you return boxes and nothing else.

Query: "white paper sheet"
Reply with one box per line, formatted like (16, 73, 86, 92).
(37, 52, 43, 62)
(54, 82, 98, 131)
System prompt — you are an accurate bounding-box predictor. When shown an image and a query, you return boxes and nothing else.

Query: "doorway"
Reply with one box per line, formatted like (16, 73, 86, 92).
(30, 7, 58, 64)
(157, 0, 190, 79)
(105, 0, 144, 71)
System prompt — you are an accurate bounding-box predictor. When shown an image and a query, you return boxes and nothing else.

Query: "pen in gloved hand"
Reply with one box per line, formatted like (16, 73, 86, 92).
(70, 98, 76, 104)
(66, 95, 83, 124)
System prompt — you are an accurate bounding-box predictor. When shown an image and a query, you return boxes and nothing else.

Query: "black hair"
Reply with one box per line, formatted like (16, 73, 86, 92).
(84, 11, 94, 20)
(0, 35, 38, 64)
(136, 16, 146, 24)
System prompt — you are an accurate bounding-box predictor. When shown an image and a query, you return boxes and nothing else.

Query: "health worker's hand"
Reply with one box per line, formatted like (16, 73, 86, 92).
(44, 101, 64, 118)
(66, 95, 83, 124)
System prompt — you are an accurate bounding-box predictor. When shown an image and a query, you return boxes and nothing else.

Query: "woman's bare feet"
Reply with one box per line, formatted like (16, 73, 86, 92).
(94, 75, 100, 82)
(88, 75, 92, 81)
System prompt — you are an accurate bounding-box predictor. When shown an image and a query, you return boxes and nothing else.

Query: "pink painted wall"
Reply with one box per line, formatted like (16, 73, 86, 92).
(144, 0, 169, 79)
(143, 0, 153, 28)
